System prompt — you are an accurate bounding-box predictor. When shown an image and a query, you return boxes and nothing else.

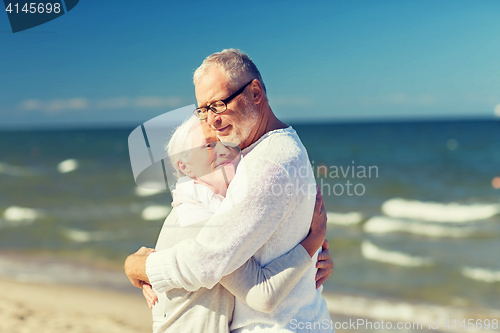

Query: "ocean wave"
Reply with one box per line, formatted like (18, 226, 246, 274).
(462, 266, 500, 283)
(57, 159, 79, 173)
(323, 292, 500, 332)
(135, 186, 166, 197)
(42, 203, 144, 220)
(141, 205, 171, 221)
(3, 203, 164, 224)
(62, 228, 129, 243)
(382, 198, 499, 223)
(0, 254, 131, 290)
(363, 216, 478, 238)
(0, 162, 37, 177)
(361, 240, 433, 267)
(0, 206, 43, 228)
(327, 211, 363, 225)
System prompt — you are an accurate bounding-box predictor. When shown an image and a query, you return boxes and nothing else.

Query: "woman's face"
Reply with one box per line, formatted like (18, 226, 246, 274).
(187, 140, 240, 179)
(178, 131, 241, 194)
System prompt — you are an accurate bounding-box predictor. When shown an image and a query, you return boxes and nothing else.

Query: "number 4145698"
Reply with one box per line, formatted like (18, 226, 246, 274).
(5, 3, 61, 14)
(444, 319, 498, 330)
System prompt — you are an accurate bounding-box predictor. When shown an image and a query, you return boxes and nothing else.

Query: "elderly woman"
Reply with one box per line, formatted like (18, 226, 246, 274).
(139, 116, 331, 333)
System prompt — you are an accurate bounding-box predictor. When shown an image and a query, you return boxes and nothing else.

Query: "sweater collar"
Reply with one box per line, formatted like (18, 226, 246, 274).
(241, 126, 294, 157)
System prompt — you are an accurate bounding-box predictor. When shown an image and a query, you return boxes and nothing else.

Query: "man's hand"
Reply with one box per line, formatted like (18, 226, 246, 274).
(124, 246, 154, 289)
(315, 240, 333, 289)
(142, 282, 158, 309)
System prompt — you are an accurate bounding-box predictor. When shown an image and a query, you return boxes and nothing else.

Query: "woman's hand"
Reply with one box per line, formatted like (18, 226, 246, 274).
(142, 282, 159, 309)
(300, 185, 327, 257)
(315, 240, 333, 289)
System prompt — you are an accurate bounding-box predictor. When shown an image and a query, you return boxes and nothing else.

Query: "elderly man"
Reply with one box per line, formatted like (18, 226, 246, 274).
(126, 49, 333, 332)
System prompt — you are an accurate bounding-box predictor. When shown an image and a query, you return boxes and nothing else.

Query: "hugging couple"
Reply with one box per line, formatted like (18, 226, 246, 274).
(125, 49, 334, 332)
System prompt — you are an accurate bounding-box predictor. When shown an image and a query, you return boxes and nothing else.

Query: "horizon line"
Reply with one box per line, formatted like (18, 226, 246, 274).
(0, 114, 497, 132)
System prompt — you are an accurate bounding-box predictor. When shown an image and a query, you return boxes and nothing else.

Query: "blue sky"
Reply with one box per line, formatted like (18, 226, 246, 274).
(1, 0, 500, 129)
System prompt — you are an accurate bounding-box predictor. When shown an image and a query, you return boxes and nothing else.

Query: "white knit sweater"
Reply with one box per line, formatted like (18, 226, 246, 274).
(147, 127, 332, 332)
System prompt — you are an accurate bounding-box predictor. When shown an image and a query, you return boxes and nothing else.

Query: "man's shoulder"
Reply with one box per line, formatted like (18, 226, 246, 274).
(247, 126, 309, 166)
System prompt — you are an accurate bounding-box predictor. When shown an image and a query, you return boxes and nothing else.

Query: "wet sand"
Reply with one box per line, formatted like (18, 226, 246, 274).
(2, 278, 498, 333)
(0, 279, 151, 333)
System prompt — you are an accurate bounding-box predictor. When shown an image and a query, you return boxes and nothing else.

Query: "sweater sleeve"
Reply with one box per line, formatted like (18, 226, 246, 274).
(146, 159, 298, 293)
(219, 244, 311, 313)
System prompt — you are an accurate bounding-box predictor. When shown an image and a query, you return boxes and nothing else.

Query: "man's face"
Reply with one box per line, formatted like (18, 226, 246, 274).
(195, 67, 258, 148)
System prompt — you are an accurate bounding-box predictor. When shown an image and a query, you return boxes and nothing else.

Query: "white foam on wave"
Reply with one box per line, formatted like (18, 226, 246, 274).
(141, 205, 171, 221)
(0, 162, 36, 177)
(382, 198, 499, 223)
(0, 255, 132, 290)
(462, 266, 500, 283)
(323, 293, 500, 333)
(62, 228, 127, 243)
(361, 240, 433, 267)
(57, 159, 79, 173)
(327, 211, 363, 225)
(1, 203, 147, 225)
(1, 206, 43, 227)
(364, 216, 477, 238)
(135, 186, 165, 197)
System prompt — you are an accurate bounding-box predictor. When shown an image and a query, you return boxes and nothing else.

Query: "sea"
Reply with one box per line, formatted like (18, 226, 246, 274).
(1, 119, 499, 325)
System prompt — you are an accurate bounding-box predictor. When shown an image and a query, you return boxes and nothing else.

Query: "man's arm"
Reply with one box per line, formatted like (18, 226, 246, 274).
(144, 160, 295, 293)
(129, 189, 334, 310)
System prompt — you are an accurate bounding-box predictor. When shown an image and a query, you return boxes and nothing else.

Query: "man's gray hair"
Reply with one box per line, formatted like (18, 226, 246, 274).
(193, 48, 267, 95)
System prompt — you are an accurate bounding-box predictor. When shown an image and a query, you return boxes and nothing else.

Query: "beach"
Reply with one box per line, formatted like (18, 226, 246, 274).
(3, 277, 499, 333)
(1, 121, 499, 332)
(0, 279, 151, 333)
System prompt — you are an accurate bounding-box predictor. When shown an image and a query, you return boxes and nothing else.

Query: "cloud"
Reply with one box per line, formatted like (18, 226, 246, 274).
(19, 96, 185, 113)
(465, 93, 499, 106)
(361, 93, 440, 107)
(95, 97, 131, 109)
(269, 95, 315, 107)
(21, 98, 89, 114)
(134, 96, 183, 108)
(495, 104, 500, 117)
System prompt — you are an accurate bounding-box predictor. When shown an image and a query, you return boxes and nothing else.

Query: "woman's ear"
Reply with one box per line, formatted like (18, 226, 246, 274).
(177, 159, 191, 177)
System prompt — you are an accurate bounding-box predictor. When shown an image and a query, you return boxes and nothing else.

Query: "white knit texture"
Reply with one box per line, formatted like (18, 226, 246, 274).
(146, 127, 332, 332)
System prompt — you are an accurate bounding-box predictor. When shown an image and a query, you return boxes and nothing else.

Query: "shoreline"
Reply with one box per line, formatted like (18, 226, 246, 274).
(2, 276, 499, 333)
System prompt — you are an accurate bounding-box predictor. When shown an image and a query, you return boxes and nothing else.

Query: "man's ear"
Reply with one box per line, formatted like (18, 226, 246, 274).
(177, 160, 191, 177)
(250, 79, 264, 105)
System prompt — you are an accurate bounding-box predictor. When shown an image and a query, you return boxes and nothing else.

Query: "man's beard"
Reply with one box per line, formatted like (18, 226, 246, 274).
(219, 99, 259, 147)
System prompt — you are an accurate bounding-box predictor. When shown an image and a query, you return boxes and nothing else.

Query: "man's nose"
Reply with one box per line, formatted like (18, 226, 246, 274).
(206, 109, 220, 127)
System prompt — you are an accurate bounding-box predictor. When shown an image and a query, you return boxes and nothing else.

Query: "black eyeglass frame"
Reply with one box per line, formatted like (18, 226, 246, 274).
(193, 79, 254, 120)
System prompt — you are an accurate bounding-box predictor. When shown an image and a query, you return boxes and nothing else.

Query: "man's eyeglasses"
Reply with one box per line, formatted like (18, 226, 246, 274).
(193, 80, 254, 120)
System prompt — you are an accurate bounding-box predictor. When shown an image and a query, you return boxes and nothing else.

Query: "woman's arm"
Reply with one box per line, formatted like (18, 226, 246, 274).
(219, 245, 310, 313)
(219, 187, 328, 313)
